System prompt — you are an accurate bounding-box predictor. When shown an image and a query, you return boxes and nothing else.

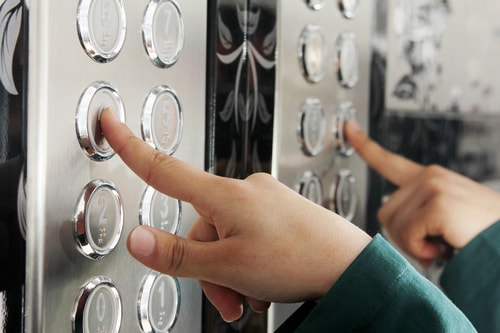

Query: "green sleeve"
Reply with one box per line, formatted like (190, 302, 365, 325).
(440, 220, 500, 333)
(296, 234, 476, 332)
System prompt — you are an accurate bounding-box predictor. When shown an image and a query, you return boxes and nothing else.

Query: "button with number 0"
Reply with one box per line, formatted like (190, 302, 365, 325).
(72, 276, 122, 333)
(297, 171, 323, 205)
(74, 179, 123, 260)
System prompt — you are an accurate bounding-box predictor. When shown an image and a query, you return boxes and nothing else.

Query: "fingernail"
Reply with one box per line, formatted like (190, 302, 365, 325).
(221, 304, 244, 323)
(129, 227, 156, 257)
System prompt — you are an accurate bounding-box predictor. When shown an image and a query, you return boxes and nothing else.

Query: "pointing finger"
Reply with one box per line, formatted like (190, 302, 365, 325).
(344, 120, 423, 186)
(100, 108, 221, 211)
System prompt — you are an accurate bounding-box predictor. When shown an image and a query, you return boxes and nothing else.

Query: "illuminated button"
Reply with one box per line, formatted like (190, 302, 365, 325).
(76, 81, 126, 161)
(305, 0, 325, 10)
(338, 0, 360, 19)
(77, 0, 127, 62)
(74, 179, 123, 260)
(330, 169, 357, 221)
(72, 277, 122, 333)
(298, 98, 327, 157)
(142, 85, 183, 155)
(140, 186, 181, 234)
(298, 25, 328, 84)
(143, 0, 185, 68)
(138, 272, 180, 333)
(297, 171, 323, 205)
(334, 33, 360, 89)
(333, 101, 356, 157)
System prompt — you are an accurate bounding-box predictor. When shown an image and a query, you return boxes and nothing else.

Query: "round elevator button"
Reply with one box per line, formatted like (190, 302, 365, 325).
(141, 85, 183, 155)
(298, 25, 328, 84)
(338, 0, 360, 19)
(77, 0, 127, 63)
(138, 272, 180, 333)
(333, 101, 356, 157)
(297, 98, 327, 157)
(76, 81, 126, 161)
(143, 0, 185, 68)
(297, 171, 323, 205)
(330, 169, 358, 221)
(305, 0, 325, 10)
(72, 276, 122, 333)
(140, 186, 181, 234)
(334, 33, 360, 89)
(74, 179, 123, 260)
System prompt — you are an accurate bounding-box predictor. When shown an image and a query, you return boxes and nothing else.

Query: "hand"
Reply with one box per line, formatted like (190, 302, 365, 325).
(101, 109, 371, 322)
(345, 120, 500, 266)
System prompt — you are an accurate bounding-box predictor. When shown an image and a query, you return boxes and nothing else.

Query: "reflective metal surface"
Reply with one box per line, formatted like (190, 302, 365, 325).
(24, 1, 205, 332)
(269, 0, 373, 329)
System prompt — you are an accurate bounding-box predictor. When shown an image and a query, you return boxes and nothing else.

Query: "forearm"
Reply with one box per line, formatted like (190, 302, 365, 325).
(297, 235, 476, 332)
(441, 220, 500, 333)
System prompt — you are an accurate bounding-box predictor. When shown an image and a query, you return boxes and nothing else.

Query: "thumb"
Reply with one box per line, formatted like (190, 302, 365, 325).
(127, 226, 218, 279)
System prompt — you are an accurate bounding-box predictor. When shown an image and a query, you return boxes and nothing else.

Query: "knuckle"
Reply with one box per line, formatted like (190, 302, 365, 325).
(146, 151, 174, 185)
(160, 236, 187, 275)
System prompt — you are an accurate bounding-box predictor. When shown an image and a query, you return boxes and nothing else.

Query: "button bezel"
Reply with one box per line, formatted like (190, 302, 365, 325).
(77, 0, 127, 63)
(330, 169, 358, 221)
(297, 98, 327, 157)
(298, 24, 328, 84)
(334, 33, 360, 89)
(74, 179, 124, 260)
(142, 0, 185, 68)
(140, 186, 182, 234)
(333, 101, 356, 157)
(338, 0, 360, 19)
(76, 81, 126, 161)
(72, 276, 122, 333)
(141, 85, 183, 155)
(138, 271, 181, 333)
(296, 171, 323, 205)
(305, 0, 326, 10)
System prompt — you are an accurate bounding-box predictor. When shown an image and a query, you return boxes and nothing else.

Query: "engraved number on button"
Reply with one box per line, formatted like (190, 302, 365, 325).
(162, 8, 172, 56)
(96, 292, 107, 323)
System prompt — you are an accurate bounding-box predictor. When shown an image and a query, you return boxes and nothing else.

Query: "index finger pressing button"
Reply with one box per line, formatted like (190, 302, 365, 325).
(76, 81, 126, 161)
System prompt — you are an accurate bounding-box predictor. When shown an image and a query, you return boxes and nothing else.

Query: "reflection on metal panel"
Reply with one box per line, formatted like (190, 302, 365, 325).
(386, 0, 500, 114)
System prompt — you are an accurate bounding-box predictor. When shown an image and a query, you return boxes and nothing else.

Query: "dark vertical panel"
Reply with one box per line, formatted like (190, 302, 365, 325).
(204, 0, 276, 331)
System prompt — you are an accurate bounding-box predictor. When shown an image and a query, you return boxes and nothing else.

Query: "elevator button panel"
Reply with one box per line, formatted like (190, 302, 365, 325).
(138, 271, 181, 333)
(72, 276, 122, 333)
(77, 0, 127, 63)
(141, 85, 183, 155)
(76, 81, 126, 161)
(25, 1, 204, 332)
(142, 0, 185, 68)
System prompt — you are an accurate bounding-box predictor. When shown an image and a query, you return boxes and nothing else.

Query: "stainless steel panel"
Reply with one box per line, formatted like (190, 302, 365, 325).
(24, 1, 205, 332)
(269, 0, 373, 330)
